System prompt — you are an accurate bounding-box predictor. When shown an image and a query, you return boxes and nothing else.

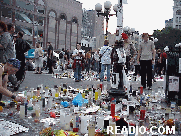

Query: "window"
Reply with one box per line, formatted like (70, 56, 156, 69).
(176, 17, 178, 23)
(2, 7, 12, 18)
(176, 10, 181, 15)
(3, 0, 12, 5)
(176, 25, 178, 29)
(179, 25, 181, 29)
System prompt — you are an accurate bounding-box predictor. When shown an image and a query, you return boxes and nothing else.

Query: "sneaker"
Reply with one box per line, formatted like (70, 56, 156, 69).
(75, 80, 79, 82)
(148, 86, 152, 90)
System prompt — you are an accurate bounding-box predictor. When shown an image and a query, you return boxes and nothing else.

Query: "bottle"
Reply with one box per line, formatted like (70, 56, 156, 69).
(111, 98, 116, 117)
(110, 118, 116, 136)
(35, 103, 40, 117)
(24, 87, 28, 97)
(28, 99, 33, 110)
(129, 83, 132, 93)
(73, 113, 79, 132)
(88, 120, 95, 136)
(98, 88, 101, 98)
(82, 90, 85, 99)
(45, 86, 49, 97)
(95, 89, 98, 101)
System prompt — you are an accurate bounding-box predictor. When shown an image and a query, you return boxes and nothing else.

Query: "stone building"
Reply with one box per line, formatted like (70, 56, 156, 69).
(173, 0, 181, 29)
(0, 0, 82, 51)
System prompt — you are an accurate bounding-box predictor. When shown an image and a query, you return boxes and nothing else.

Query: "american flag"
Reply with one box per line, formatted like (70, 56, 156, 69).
(64, 131, 68, 136)
(96, 127, 102, 132)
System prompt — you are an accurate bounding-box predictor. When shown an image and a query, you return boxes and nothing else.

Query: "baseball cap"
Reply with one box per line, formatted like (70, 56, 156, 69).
(7, 58, 21, 69)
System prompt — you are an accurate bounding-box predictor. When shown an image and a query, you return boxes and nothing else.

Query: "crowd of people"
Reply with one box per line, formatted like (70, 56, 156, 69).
(0, 20, 168, 104)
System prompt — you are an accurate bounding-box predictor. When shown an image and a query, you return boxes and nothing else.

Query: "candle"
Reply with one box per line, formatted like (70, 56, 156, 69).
(80, 116, 88, 133)
(20, 105, 25, 118)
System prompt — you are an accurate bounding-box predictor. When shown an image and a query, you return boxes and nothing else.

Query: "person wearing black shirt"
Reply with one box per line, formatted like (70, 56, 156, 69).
(47, 42, 54, 74)
(15, 31, 30, 82)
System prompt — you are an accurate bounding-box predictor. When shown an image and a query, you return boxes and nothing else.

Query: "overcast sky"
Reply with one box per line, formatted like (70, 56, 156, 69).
(78, 0, 174, 35)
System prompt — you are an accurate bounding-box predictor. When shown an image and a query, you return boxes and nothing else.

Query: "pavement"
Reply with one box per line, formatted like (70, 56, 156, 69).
(3, 69, 165, 100)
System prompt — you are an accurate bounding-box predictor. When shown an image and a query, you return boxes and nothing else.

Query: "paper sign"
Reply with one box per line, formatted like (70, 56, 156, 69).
(169, 76, 179, 92)
(165, 108, 171, 113)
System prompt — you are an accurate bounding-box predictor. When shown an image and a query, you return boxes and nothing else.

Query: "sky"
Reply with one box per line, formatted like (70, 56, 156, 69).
(78, 0, 174, 35)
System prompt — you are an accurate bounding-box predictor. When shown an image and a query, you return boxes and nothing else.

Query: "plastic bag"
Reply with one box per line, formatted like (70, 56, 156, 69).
(61, 101, 69, 108)
(72, 93, 88, 107)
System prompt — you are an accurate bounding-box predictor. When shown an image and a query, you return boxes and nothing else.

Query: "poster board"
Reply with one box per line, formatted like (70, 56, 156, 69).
(169, 76, 179, 92)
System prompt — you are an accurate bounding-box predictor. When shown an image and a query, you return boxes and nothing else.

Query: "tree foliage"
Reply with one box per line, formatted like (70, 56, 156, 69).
(152, 27, 181, 51)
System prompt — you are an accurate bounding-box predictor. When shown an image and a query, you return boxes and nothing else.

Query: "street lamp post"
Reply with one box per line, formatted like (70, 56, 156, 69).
(95, 1, 118, 39)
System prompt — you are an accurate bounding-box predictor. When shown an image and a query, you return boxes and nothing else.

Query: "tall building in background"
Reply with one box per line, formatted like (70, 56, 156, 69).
(0, 0, 82, 51)
(165, 18, 173, 28)
(173, 0, 181, 29)
(82, 9, 104, 38)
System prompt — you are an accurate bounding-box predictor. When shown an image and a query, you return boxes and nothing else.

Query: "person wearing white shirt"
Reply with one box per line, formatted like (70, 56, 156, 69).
(72, 43, 85, 82)
(94, 49, 100, 74)
(99, 40, 112, 83)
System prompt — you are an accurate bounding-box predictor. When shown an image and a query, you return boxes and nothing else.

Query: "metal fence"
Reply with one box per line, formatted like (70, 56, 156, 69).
(165, 50, 181, 104)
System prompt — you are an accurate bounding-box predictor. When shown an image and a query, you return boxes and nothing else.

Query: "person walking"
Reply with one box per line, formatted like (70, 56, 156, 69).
(47, 42, 54, 74)
(34, 43, 44, 74)
(137, 33, 155, 90)
(72, 43, 85, 82)
(99, 39, 112, 83)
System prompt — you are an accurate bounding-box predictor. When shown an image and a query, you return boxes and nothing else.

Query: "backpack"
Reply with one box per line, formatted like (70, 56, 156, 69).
(59, 52, 64, 59)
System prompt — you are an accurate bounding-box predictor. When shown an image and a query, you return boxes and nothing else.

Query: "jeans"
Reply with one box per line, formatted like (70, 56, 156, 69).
(74, 62, 82, 80)
(100, 64, 111, 82)
(95, 61, 100, 73)
(86, 58, 91, 73)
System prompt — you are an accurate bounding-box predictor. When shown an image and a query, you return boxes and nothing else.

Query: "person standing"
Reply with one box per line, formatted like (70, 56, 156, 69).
(0, 22, 15, 63)
(47, 42, 54, 74)
(72, 43, 85, 82)
(94, 48, 100, 75)
(34, 43, 44, 74)
(122, 33, 136, 74)
(155, 49, 161, 76)
(160, 49, 167, 75)
(85, 49, 91, 73)
(59, 48, 65, 71)
(137, 33, 155, 90)
(15, 31, 29, 82)
(99, 39, 112, 83)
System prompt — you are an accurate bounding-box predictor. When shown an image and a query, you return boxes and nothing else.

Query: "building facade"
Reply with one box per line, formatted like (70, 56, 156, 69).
(82, 9, 104, 38)
(0, 0, 82, 51)
(173, 0, 181, 29)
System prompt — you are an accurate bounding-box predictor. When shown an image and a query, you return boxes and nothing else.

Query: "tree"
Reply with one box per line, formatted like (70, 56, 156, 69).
(152, 27, 181, 51)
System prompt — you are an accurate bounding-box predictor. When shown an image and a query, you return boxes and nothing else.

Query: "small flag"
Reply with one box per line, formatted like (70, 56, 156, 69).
(96, 127, 103, 132)
(64, 131, 68, 136)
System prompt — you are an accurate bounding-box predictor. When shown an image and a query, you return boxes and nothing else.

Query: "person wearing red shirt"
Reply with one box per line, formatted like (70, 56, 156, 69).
(160, 50, 167, 75)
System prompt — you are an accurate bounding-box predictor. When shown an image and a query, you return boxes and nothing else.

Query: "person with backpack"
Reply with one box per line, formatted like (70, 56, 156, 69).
(99, 39, 112, 83)
(137, 33, 155, 90)
(160, 49, 167, 75)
